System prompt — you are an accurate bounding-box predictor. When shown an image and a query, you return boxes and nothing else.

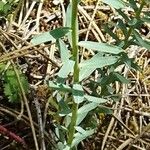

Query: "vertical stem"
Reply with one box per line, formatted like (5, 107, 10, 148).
(67, 0, 79, 148)
(72, 0, 79, 83)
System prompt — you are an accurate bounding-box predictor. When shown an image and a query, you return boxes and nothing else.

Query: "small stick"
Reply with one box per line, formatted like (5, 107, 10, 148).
(0, 124, 27, 149)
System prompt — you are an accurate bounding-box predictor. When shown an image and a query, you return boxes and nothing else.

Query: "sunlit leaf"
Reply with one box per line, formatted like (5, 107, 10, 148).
(48, 81, 71, 92)
(66, 3, 72, 46)
(72, 84, 84, 104)
(76, 112, 87, 125)
(84, 95, 108, 103)
(31, 31, 55, 45)
(79, 54, 118, 81)
(57, 60, 75, 83)
(102, 0, 126, 9)
(31, 27, 71, 45)
(78, 102, 99, 114)
(72, 127, 94, 147)
(57, 39, 71, 63)
(78, 41, 123, 54)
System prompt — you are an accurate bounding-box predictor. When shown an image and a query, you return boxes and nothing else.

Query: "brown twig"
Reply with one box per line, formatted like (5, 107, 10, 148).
(0, 124, 27, 149)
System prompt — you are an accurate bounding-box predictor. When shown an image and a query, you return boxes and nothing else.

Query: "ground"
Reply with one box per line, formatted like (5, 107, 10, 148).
(0, 0, 150, 150)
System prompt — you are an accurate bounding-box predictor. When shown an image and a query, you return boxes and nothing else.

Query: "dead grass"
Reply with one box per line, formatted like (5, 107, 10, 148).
(0, 0, 150, 149)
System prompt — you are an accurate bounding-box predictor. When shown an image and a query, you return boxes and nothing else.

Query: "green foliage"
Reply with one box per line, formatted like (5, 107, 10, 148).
(31, 0, 149, 149)
(0, 64, 29, 103)
(0, 0, 18, 17)
(102, 0, 126, 9)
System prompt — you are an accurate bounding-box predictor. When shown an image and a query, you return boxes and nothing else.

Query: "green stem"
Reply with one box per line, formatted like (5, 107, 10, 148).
(135, 0, 145, 18)
(67, 102, 78, 146)
(123, 27, 133, 49)
(67, 0, 79, 148)
(71, 0, 79, 83)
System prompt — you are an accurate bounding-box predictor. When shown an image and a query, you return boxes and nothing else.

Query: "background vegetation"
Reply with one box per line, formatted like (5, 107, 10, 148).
(0, 0, 150, 150)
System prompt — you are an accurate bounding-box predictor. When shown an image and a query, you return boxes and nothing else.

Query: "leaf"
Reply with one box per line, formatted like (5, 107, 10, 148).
(59, 99, 71, 116)
(113, 72, 130, 83)
(65, 3, 72, 46)
(133, 30, 150, 50)
(31, 27, 71, 45)
(128, 0, 138, 11)
(96, 106, 113, 114)
(78, 103, 99, 115)
(117, 9, 129, 21)
(3, 2, 11, 14)
(84, 95, 108, 104)
(102, 0, 126, 9)
(78, 41, 123, 54)
(72, 84, 84, 104)
(57, 39, 71, 63)
(0, 2, 4, 11)
(76, 112, 88, 125)
(79, 54, 118, 81)
(48, 81, 71, 92)
(4, 67, 29, 103)
(117, 19, 128, 37)
(79, 67, 95, 82)
(50, 27, 71, 39)
(104, 25, 120, 43)
(31, 31, 55, 45)
(99, 72, 130, 85)
(57, 60, 75, 83)
(76, 96, 108, 124)
(72, 127, 94, 147)
(141, 17, 150, 23)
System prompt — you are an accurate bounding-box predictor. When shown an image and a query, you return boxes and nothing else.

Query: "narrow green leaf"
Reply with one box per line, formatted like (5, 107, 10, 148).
(113, 72, 130, 83)
(76, 113, 87, 125)
(57, 39, 71, 63)
(65, 3, 72, 46)
(76, 96, 108, 125)
(84, 95, 108, 103)
(48, 81, 71, 92)
(59, 99, 71, 116)
(96, 106, 113, 114)
(57, 60, 75, 83)
(141, 17, 150, 23)
(62, 145, 70, 150)
(117, 19, 128, 36)
(31, 27, 71, 45)
(79, 54, 118, 81)
(128, 0, 138, 11)
(72, 84, 84, 104)
(72, 127, 94, 147)
(117, 9, 129, 21)
(104, 25, 120, 43)
(78, 41, 123, 54)
(50, 27, 71, 39)
(102, 0, 126, 9)
(79, 67, 95, 81)
(75, 126, 94, 135)
(78, 102, 100, 114)
(31, 31, 55, 45)
(133, 30, 150, 50)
